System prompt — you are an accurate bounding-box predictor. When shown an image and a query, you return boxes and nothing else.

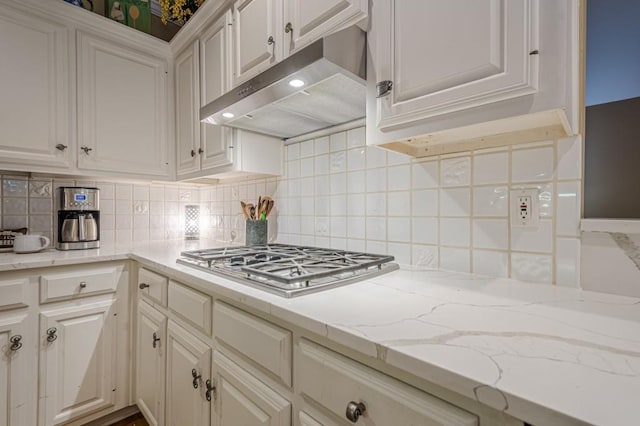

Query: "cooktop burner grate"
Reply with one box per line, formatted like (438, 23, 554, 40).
(176, 244, 398, 297)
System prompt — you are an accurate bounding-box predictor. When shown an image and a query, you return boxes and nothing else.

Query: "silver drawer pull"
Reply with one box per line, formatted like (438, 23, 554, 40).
(139, 283, 150, 289)
(345, 401, 366, 423)
(9, 335, 22, 351)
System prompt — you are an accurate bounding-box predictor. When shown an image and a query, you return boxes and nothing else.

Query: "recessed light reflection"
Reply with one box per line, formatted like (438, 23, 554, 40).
(289, 79, 305, 88)
(222, 112, 235, 118)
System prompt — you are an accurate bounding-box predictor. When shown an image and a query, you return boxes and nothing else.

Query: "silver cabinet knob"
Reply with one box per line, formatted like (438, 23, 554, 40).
(345, 401, 366, 423)
(285, 22, 292, 33)
(191, 149, 196, 157)
(267, 36, 275, 45)
(79, 281, 87, 289)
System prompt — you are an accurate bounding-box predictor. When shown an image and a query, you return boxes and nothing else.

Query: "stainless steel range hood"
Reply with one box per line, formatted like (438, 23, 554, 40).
(200, 26, 366, 140)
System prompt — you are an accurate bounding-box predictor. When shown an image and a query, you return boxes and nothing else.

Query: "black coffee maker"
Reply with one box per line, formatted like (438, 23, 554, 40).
(56, 187, 100, 250)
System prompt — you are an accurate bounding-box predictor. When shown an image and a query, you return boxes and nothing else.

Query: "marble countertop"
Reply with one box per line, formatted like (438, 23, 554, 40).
(2, 240, 639, 426)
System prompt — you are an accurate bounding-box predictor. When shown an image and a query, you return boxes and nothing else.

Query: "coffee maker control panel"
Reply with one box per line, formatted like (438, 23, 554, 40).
(60, 188, 99, 211)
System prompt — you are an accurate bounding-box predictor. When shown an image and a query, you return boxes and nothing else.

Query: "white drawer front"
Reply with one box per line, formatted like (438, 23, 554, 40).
(214, 302, 292, 386)
(138, 267, 168, 307)
(39, 265, 123, 303)
(0, 278, 30, 310)
(298, 340, 478, 426)
(168, 281, 212, 335)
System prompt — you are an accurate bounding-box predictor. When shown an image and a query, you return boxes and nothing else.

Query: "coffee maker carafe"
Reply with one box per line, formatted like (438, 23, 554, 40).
(56, 187, 100, 250)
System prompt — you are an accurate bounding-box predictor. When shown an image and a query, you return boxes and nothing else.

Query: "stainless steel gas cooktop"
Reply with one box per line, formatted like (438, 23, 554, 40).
(177, 244, 399, 297)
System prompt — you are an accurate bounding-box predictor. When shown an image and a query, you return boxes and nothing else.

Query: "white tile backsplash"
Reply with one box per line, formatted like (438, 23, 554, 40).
(388, 217, 411, 242)
(440, 188, 471, 217)
(556, 181, 581, 237)
(473, 219, 509, 250)
(473, 250, 509, 278)
(512, 147, 554, 182)
(440, 247, 470, 272)
(557, 136, 582, 180)
(0, 128, 580, 286)
(255, 129, 575, 284)
(412, 189, 438, 217)
(412, 161, 439, 189)
(511, 220, 554, 253)
(441, 157, 471, 186)
(473, 152, 509, 184)
(473, 186, 509, 217)
(440, 218, 470, 247)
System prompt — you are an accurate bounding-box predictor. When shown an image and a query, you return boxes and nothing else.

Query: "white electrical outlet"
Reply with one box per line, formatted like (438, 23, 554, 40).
(510, 189, 539, 228)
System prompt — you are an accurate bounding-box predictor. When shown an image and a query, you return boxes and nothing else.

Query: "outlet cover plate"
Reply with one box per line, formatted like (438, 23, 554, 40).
(510, 188, 539, 228)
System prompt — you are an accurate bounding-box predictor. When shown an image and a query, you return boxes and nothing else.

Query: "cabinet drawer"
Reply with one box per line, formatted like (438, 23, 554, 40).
(138, 267, 168, 307)
(214, 302, 292, 386)
(298, 339, 478, 426)
(0, 278, 30, 310)
(39, 264, 124, 303)
(168, 281, 212, 335)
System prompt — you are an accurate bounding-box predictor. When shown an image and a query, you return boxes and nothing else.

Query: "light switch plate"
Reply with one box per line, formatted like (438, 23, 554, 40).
(510, 189, 539, 228)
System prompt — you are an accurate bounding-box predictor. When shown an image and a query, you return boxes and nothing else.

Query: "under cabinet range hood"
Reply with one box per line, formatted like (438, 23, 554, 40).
(200, 26, 366, 140)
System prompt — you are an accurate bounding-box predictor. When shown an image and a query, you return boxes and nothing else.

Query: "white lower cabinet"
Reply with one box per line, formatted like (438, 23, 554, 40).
(39, 299, 118, 426)
(212, 350, 291, 426)
(0, 262, 129, 426)
(135, 301, 167, 426)
(165, 321, 212, 426)
(298, 339, 479, 426)
(0, 312, 33, 426)
(133, 267, 523, 426)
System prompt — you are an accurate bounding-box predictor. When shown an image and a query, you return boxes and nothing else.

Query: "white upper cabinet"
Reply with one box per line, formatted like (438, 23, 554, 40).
(176, 40, 202, 176)
(367, 0, 580, 157)
(232, 0, 284, 87)
(375, 0, 536, 128)
(200, 11, 234, 172)
(0, 6, 73, 172)
(77, 31, 170, 178)
(283, 0, 367, 54)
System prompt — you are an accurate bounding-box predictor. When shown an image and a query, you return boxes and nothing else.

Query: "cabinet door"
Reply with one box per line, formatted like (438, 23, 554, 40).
(0, 313, 33, 426)
(0, 7, 72, 171)
(165, 321, 211, 426)
(283, 0, 367, 54)
(77, 31, 169, 178)
(200, 11, 234, 172)
(39, 299, 117, 426)
(135, 301, 167, 426)
(373, 0, 538, 131)
(212, 350, 290, 426)
(176, 41, 201, 176)
(232, 0, 283, 87)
